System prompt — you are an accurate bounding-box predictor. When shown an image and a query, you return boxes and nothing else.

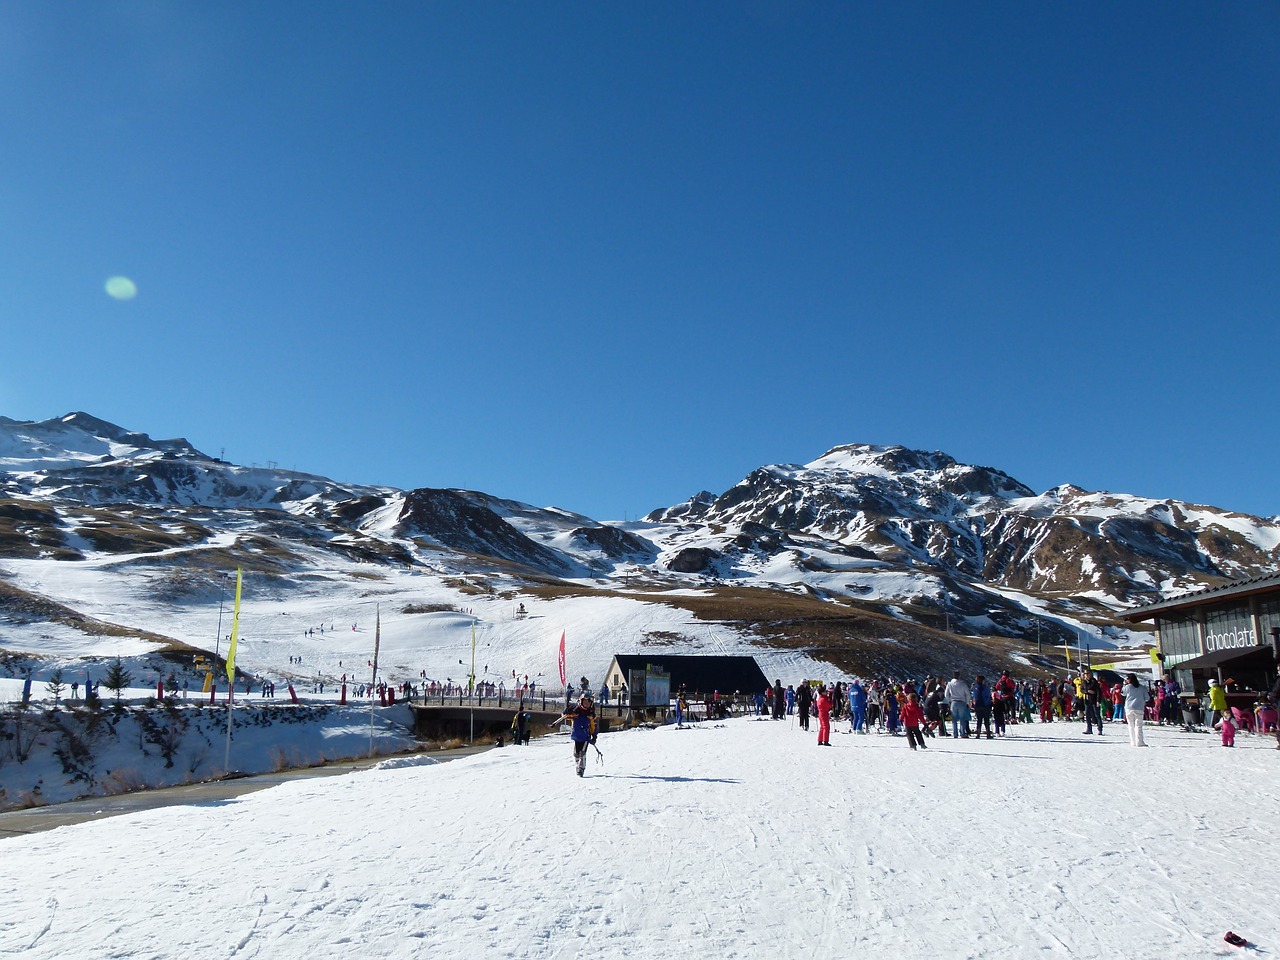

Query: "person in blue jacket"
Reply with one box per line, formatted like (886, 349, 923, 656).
(562, 694, 598, 777)
(971, 675, 994, 739)
(849, 680, 868, 734)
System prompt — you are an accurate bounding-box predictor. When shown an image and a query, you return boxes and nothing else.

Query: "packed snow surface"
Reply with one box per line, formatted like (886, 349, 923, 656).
(2, 714, 1276, 959)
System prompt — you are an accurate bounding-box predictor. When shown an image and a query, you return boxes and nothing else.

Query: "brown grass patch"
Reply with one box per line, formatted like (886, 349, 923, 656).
(442, 578, 495, 597)
(402, 603, 458, 615)
(527, 582, 1053, 679)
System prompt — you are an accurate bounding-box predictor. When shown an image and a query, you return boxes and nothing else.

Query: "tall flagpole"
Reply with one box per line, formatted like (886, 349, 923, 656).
(223, 568, 242, 775)
(368, 605, 381, 758)
(469, 621, 477, 744)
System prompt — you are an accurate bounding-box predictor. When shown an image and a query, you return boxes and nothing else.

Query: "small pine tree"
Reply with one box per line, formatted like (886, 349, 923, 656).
(102, 657, 133, 714)
(46, 667, 65, 706)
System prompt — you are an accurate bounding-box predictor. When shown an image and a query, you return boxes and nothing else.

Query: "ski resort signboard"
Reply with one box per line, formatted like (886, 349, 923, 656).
(627, 666, 671, 718)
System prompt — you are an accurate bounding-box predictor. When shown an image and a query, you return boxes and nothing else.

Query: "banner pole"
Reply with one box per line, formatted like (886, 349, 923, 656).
(223, 568, 242, 776)
(368, 605, 380, 758)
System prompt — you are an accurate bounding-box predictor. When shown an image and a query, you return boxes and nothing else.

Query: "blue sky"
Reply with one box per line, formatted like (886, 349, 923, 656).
(2, 3, 1277, 520)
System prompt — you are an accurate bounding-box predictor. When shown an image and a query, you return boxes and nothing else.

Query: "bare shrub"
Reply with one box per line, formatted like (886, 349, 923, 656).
(186, 746, 208, 777)
(102, 768, 149, 796)
(269, 746, 306, 772)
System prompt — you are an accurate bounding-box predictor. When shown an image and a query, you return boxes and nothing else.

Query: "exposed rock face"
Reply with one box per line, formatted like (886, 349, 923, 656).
(395, 489, 576, 575)
(665, 547, 721, 574)
(568, 525, 655, 562)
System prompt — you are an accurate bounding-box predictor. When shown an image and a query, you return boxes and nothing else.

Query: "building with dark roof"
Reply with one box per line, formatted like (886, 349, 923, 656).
(1121, 571, 1280, 702)
(602, 654, 768, 698)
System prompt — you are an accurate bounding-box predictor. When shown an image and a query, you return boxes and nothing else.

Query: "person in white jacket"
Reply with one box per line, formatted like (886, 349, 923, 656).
(1123, 674, 1150, 747)
(944, 673, 972, 738)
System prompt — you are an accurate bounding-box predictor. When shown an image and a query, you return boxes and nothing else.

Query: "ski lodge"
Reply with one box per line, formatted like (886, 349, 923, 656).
(602, 654, 768, 699)
(1121, 571, 1280, 708)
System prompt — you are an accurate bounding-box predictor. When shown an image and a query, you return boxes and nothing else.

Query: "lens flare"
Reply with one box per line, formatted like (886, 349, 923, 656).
(105, 276, 138, 300)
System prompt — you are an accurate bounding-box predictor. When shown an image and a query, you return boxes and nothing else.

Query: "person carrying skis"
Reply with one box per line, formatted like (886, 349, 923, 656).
(562, 694, 598, 777)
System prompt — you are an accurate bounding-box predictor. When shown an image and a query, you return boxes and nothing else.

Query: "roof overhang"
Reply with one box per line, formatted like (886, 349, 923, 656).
(1122, 571, 1280, 622)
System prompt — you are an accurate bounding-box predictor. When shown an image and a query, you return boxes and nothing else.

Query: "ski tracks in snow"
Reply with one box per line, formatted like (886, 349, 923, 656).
(5, 717, 1280, 959)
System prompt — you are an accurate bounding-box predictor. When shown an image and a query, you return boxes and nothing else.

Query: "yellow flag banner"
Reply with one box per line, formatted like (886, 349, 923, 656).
(225, 568, 242, 684)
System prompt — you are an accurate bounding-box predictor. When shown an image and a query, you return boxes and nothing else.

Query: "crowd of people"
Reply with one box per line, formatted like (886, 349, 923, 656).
(753, 667, 1280, 750)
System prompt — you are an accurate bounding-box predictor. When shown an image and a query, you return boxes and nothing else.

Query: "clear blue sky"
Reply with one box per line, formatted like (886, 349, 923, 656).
(3, 3, 1278, 520)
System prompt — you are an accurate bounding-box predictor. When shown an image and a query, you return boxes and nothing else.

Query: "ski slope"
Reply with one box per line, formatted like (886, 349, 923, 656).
(2, 713, 1274, 959)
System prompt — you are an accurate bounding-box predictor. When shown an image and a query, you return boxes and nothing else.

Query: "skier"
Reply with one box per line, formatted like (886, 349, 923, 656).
(923, 682, 946, 737)
(561, 694, 597, 777)
(796, 680, 813, 731)
(1161, 675, 1182, 725)
(1207, 679, 1228, 729)
(772, 680, 786, 721)
(511, 706, 531, 745)
(1123, 674, 1149, 747)
(993, 671, 1016, 734)
(849, 680, 867, 734)
(944, 673, 971, 738)
(884, 685, 900, 735)
(815, 684, 832, 746)
(971, 675, 994, 739)
(900, 692, 927, 751)
(866, 681, 883, 731)
(1082, 669, 1104, 735)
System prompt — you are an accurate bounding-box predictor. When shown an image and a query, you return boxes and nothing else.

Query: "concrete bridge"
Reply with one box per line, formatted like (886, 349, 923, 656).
(407, 697, 630, 744)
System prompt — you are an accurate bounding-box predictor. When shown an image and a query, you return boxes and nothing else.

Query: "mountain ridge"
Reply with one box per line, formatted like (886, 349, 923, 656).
(2, 411, 1277, 682)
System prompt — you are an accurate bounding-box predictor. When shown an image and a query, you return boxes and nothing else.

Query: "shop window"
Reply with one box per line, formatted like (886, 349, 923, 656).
(1158, 614, 1201, 667)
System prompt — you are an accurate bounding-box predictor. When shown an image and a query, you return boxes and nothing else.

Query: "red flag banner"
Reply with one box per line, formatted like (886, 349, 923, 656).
(557, 630, 566, 687)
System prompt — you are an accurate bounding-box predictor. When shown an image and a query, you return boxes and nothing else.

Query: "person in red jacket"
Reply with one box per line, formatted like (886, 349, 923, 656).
(900, 692, 927, 751)
(816, 684, 833, 746)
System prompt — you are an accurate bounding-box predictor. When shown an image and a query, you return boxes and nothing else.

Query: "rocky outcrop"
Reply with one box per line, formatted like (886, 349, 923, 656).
(396, 489, 576, 576)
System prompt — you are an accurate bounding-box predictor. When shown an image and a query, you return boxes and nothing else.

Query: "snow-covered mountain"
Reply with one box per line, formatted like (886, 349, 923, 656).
(647, 443, 1280, 608)
(2, 414, 1277, 684)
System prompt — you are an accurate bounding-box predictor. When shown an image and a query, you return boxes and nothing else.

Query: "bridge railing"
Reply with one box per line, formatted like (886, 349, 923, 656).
(408, 688, 759, 721)
(411, 688, 632, 717)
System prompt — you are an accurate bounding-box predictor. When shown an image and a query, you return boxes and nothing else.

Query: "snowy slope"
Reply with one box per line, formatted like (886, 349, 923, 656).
(1, 714, 1275, 960)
